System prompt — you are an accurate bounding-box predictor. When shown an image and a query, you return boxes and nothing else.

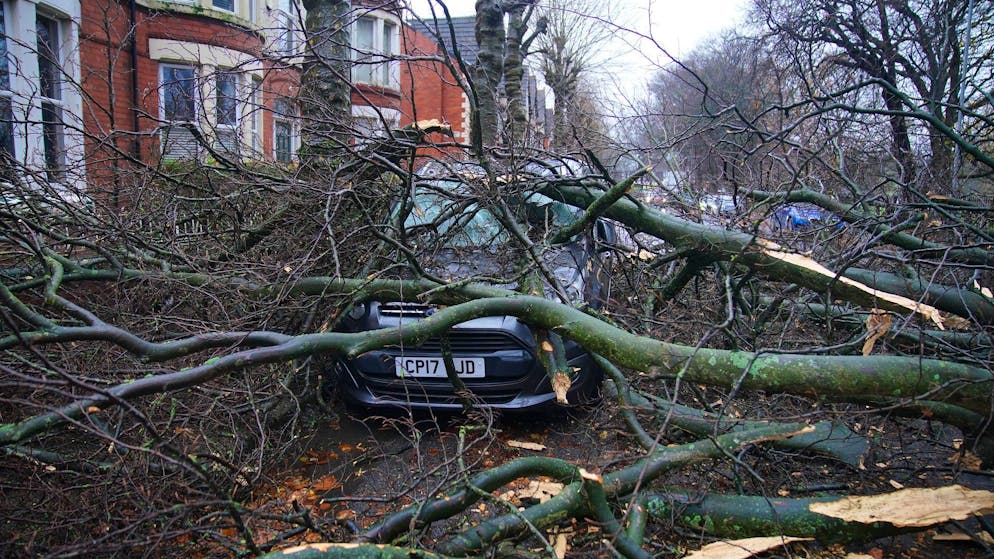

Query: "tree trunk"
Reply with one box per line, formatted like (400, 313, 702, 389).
(300, 0, 353, 163)
(470, 0, 505, 152)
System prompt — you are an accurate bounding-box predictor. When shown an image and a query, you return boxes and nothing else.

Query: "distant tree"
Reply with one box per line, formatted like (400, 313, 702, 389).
(754, 0, 994, 189)
(636, 32, 786, 199)
(534, 0, 617, 151)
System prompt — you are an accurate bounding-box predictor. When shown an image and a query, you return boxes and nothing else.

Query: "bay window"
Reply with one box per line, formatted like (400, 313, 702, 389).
(352, 14, 398, 88)
(159, 64, 199, 159)
(214, 70, 239, 155)
(37, 14, 65, 182)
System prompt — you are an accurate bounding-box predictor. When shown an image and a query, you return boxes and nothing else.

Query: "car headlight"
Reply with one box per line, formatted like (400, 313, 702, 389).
(547, 266, 584, 306)
(346, 302, 367, 320)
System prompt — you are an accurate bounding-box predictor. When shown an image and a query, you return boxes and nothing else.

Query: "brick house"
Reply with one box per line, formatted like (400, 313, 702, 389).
(403, 15, 552, 152)
(77, 0, 304, 189)
(0, 1, 527, 192)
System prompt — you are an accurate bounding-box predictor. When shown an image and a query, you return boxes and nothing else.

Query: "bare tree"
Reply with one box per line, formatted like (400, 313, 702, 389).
(754, 0, 994, 189)
(2, 2, 994, 558)
(534, 0, 617, 150)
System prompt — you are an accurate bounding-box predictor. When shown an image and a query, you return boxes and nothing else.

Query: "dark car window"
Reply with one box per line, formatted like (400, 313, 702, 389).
(403, 182, 509, 248)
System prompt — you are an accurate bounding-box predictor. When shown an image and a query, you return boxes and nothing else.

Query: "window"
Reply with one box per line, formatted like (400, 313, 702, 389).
(0, 2, 82, 185)
(354, 18, 374, 84)
(352, 14, 398, 88)
(37, 14, 65, 182)
(278, 0, 297, 55)
(380, 21, 395, 86)
(214, 71, 239, 155)
(162, 65, 196, 122)
(213, 0, 234, 12)
(160, 64, 198, 159)
(250, 78, 262, 155)
(215, 72, 238, 127)
(273, 97, 296, 163)
(0, 4, 14, 163)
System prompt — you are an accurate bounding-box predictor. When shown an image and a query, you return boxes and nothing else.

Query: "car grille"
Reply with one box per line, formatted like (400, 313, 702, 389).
(379, 302, 432, 317)
(414, 331, 524, 353)
(362, 377, 522, 405)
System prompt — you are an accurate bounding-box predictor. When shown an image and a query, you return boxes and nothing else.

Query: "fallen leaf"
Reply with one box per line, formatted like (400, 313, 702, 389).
(845, 554, 874, 559)
(334, 509, 356, 520)
(808, 485, 994, 527)
(950, 449, 983, 470)
(514, 479, 563, 504)
(551, 530, 569, 559)
(862, 309, 892, 356)
(506, 440, 547, 451)
(889, 479, 905, 489)
(684, 536, 811, 559)
(312, 475, 341, 492)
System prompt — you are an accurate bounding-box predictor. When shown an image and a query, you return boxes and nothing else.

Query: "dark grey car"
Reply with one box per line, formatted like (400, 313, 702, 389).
(333, 164, 612, 410)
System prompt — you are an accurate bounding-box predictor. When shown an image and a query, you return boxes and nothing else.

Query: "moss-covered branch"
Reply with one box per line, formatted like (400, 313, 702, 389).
(3, 294, 991, 446)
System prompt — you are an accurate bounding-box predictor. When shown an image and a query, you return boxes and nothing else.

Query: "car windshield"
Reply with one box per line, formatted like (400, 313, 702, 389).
(403, 178, 579, 248)
(403, 181, 509, 247)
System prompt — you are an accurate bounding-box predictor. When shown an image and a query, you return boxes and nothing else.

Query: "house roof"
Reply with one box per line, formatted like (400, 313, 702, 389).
(407, 15, 480, 66)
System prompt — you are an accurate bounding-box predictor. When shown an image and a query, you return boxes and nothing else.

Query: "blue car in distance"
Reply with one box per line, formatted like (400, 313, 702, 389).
(771, 204, 841, 231)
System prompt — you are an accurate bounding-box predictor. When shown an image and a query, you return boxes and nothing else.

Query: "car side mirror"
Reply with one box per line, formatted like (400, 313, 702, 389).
(594, 220, 616, 251)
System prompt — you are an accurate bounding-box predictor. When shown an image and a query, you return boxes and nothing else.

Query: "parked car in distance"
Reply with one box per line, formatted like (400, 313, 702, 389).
(770, 204, 842, 231)
(331, 163, 611, 411)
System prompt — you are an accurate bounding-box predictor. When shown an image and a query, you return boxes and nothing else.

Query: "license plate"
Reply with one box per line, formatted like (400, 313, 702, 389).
(395, 357, 485, 378)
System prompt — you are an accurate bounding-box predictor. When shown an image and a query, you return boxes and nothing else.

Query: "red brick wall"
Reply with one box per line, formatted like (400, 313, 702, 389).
(79, 1, 298, 195)
(400, 26, 468, 157)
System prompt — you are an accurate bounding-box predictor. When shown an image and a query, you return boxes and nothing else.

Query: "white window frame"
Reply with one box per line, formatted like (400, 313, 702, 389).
(248, 76, 262, 156)
(212, 68, 241, 156)
(36, 12, 66, 182)
(272, 97, 299, 163)
(214, 69, 239, 128)
(0, 0, 83, 187)
(0, 1, 15, 164)
(276, 0, 298, 57)
(212, 0, 235, 13)
(158, 63, 200, 159)
(159, 63, 199, 124)
(351, 11, 400, 89)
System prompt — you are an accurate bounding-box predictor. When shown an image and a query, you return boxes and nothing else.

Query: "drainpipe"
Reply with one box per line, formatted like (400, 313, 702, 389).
(129, 0, 141, 161)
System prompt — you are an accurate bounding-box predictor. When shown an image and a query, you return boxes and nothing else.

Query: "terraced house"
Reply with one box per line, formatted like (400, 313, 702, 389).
(0, 1, 547, 195)
(77, 0, 306, 190)
(0, 1, 428, 190)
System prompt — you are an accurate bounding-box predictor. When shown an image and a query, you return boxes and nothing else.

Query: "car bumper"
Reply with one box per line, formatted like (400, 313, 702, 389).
(335, 337, 602, 411)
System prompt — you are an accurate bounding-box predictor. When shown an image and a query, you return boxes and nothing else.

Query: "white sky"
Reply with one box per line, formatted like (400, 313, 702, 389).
(405, 0, 749, 101)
